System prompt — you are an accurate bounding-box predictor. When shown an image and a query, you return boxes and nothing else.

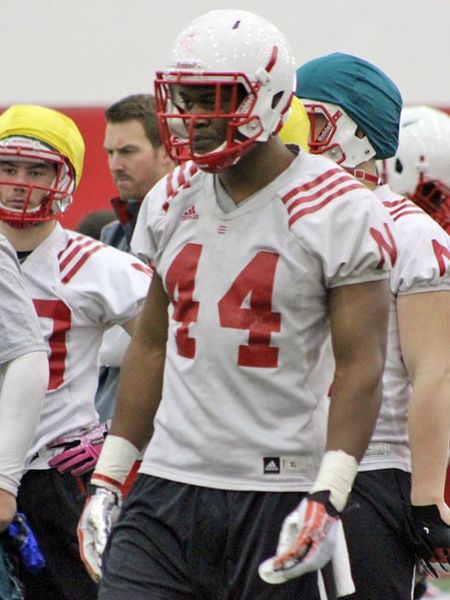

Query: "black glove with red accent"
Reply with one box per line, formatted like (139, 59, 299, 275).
(411, 504, 450, 576)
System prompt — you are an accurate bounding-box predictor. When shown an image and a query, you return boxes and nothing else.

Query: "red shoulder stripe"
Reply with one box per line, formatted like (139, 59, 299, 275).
(285, 172, 358, 215)
(282, 167, 343, 203)
(383, 198, 425, 221)
(61, 245, 104, 283)
(163, 162, 199, 213)
(289, 182, 362, 227)
(59, 236, 100, 271)
(391, 209, 424, 221)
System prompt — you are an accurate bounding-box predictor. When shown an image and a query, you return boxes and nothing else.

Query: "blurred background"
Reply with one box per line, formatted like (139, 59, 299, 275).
(3, 0, 449, 228)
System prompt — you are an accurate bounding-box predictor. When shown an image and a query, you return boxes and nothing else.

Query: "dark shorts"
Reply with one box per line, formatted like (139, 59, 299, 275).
(17, 468, 98, 600)
(341, 468, 416, 600)
(99, 474, 337, 600)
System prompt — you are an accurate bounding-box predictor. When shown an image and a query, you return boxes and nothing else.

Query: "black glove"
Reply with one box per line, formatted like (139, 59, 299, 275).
(411, 504, 450, 576)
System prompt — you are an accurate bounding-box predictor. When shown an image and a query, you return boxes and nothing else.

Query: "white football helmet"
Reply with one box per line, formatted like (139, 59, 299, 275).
(301, 99, 376, 168)
(383, 105, 450, 233)
(154, 9, 296, 172)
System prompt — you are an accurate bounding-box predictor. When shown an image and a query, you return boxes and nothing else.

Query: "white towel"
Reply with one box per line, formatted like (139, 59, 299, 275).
(332, 520, 355, 597)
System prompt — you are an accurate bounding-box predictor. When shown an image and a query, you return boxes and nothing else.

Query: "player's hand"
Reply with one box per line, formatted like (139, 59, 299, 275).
(259, 491, 340, 584)
(77, 486, 121, 582)
(48, 423, 107, 476)
(0, 488, 16, 532)
(5, 512, 46, 572)
(411, 504, 450, 576)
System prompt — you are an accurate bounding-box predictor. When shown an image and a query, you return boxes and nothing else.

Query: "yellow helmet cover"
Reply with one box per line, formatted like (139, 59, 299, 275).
(0, 104, 85, 186)
(279, 96, 310, 152)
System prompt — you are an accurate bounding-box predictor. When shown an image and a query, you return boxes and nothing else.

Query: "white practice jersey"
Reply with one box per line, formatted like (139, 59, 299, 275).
(359, 185, 450, 472)
(21, 223, 151, 468)
(0, 234, 45, 365)
(132, 153, 396, 492)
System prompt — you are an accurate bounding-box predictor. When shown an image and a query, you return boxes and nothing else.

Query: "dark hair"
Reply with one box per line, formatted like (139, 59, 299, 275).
(76, 210, 116, 240)
(105, 94, 162, 148)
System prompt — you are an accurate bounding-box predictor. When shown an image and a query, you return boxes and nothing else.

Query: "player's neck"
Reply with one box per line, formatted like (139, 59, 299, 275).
(0, 219, 57, 251)
(218, 138, 296, 205)
(346, 159, 380, 191)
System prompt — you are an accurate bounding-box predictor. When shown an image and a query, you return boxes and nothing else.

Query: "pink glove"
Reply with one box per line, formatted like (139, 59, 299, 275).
(48, 424, 107, 476)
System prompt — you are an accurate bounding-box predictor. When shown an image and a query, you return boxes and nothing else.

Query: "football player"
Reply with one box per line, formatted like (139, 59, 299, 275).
(385, 103, 450, 599)
(0, 104, 151, 600)
(79, 11, 396, 600)
(383, 105, 450, 234)
(297, 53, 450, 598)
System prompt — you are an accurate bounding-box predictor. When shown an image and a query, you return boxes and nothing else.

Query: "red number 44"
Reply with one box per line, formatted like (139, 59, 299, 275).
(165, 244, 281, 368)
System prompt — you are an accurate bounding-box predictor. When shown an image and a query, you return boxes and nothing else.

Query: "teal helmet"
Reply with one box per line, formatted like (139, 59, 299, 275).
(296, 52, 402, 167)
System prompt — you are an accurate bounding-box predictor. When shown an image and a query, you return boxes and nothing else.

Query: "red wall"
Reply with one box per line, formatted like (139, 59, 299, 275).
(2, 105, 450, 231)
(61, 106, 450, 231)
(53, 107, 117, 230)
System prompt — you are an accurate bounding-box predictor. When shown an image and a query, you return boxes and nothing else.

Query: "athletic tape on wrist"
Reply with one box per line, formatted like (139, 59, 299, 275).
(310, 450, 358, 512)
(90, 435, 140, 493)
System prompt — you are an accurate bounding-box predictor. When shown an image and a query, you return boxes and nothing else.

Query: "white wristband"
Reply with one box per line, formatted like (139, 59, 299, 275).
(310, 450, 358, 512)
(91, 435, 140, 493)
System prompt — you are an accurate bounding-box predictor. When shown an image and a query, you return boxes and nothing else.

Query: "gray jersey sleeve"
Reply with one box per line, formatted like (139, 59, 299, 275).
(0, 236, 46, 364)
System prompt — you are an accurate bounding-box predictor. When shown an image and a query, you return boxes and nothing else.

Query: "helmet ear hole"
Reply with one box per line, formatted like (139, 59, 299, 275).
(271, 91, 284, 109)
(395, 158, 403, 174)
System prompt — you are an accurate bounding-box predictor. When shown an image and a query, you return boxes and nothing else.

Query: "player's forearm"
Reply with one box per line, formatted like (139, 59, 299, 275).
(108, 336, 165, 452)
(327, 279, 389, 462)
(326, 367, 383, 462)
(0, 351, 49, 494)
(409, 375, 450, 506)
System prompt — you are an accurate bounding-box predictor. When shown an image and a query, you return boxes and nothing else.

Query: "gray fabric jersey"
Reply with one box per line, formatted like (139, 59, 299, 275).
(0, 234, 45, 364)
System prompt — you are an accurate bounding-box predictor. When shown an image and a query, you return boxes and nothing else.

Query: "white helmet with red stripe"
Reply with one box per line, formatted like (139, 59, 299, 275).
(154, 9, 296, 172)
(384, 105, 450, 233)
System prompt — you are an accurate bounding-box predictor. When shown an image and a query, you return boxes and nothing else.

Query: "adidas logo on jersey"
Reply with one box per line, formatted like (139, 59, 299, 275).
(263, 457, 280, 474)
(182, 205, 198, 220)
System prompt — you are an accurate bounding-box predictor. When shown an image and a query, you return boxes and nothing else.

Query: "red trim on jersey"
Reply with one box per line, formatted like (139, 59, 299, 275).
(288, 182, 362, 227)
(285, 172, 359, 215)
(163, 162, 199, 212)
(177, 161, 188, 189)
(131, 262, 153, 276)
(61, 245, 104, 283)
(391, 209, 424, 221)
(57, 236, 79, 261)
(59, 237, 104, 271)
(282, 167, 343, 203)
(383, 198, 407, 208)
(166, 172, 176, 200)
(383, 198, 416, 211)
(432, 239, 450, 276)
(383, 198, 424, 221)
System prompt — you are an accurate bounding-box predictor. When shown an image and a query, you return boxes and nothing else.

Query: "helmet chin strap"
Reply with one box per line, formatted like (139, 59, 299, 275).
(345, 168, 381, 186)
